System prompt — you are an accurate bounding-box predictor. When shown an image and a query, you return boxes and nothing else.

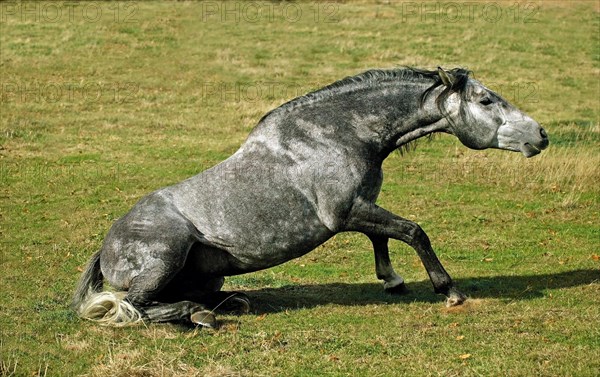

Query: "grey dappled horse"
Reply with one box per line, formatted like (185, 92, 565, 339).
(73, 67, 549, 328)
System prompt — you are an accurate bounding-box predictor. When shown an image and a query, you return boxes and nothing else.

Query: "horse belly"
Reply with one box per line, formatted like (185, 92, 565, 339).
(219, 199, 335, 271)
(241, 222, 333, 270)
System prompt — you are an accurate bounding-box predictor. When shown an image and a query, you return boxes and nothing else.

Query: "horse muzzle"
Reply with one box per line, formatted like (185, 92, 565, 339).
(520, 127, 549, 158)
(497, 122, 549, 158)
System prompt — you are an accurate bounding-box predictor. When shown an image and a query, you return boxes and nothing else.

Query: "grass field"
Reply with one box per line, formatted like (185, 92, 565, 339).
(1, 1, 599, 376)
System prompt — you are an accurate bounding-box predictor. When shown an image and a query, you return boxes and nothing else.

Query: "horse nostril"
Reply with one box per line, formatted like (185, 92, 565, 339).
(540, 128, 548, 139)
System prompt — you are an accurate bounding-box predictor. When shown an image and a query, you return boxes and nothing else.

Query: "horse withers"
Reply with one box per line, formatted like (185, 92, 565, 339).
(73, 67, 549, 327)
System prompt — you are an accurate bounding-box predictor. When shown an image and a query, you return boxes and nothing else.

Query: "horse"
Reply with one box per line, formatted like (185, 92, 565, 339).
(72, 67, 549, 328)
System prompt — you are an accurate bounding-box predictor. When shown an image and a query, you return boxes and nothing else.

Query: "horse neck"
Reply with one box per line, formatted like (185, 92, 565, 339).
(329, 81, 446, 157)
(253, 79, 446, 158)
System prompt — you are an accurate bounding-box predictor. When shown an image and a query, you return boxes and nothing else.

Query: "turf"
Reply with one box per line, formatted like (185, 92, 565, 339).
(1, 1, 599, 376)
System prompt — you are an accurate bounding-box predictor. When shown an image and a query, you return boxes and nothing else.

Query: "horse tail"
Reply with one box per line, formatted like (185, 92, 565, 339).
(72, 250, 143, 327)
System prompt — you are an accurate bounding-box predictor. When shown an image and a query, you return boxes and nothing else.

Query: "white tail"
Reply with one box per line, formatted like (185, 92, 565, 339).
(73, 250, 143, 327)
(77, 291, 143, 327)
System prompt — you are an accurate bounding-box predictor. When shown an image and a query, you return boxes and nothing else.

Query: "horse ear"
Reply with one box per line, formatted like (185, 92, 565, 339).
(437, 67, 455, 87)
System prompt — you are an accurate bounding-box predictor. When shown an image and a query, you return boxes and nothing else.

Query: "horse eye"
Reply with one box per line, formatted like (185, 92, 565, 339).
(479, 97, 493, 106)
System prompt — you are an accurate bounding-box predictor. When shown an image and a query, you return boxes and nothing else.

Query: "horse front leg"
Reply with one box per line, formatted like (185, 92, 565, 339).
(367, 234, 408, 294)
(346, 199, 467, 306)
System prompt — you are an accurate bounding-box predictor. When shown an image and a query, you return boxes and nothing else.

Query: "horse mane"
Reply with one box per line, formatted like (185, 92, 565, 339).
(259, 67, 472, 125)
(257, 67, 472, 155)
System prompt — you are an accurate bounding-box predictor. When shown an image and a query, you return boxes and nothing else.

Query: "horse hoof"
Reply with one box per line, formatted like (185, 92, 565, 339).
(445, 288, 467, 307)
(384, 282, 409, 295)
(216, 292, 251, 314)
(229, 294, 251, 314)
(191, 310, 217, 328)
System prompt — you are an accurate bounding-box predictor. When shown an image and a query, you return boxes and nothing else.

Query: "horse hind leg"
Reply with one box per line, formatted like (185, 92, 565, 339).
(122, 246, 221, 328)
(116, 244, 248, 326)
(141, 301, 217, 328)
(162, 274, 252, 315)
(101, 219, 218, 326)
(128, 278, 251, 326)
(123, 268, 218, 328)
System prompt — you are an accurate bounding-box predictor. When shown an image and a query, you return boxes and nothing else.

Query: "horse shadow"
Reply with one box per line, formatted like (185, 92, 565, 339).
(243, 268, 599, 314)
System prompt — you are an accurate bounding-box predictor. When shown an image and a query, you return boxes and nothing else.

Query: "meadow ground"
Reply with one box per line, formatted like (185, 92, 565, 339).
(1, 1, 599, 376)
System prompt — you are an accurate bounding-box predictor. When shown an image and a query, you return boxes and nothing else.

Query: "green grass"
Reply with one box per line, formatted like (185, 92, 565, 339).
(1, 1, 599, 376)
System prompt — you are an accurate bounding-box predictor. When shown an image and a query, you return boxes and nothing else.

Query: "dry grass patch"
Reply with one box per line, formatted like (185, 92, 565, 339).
(85, 347, 199, 377)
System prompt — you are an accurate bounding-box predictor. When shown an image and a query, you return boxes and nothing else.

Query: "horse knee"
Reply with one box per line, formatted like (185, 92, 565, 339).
(405, 223, 431, 248)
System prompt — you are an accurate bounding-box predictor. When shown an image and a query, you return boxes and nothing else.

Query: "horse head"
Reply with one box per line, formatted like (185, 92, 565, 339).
(435, 67, 549, 157)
